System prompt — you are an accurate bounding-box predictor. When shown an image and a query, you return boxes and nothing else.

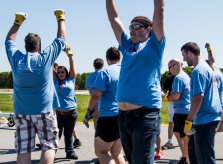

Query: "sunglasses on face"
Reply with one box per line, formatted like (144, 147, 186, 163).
(168, 64, 175, 70)
(57, 71, 65, 74)
(129, 24, 145, 30)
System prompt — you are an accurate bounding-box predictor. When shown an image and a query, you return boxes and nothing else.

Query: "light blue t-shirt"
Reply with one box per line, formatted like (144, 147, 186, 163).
(214, 67, 223, 108)
(54, 76, 77, 110)
(5, 38, 65, 115)
(85, 70, 100, 93)
(85, 70, 100, 107)
(172, 71, 190, 114)
(117, 30, 166, 108)
(191, 61, 222, 125)
(94, 64, 121, 117)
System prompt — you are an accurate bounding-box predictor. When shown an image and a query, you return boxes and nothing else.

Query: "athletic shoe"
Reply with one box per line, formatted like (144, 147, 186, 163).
(36, 143, 42, 149)
(73, 139, 82, 148)
(177, 157, 187, 164)
(66, 154, 78, 160)
(154, 150, 164, 160)
(162, 141, 174, 150)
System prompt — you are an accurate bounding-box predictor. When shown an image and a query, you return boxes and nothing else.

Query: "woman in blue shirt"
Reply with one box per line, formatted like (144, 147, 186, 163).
(86, 47, 125, 164)
(53, 44, 78, 160)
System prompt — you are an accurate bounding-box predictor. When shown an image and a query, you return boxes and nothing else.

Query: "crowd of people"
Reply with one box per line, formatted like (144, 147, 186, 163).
(4, 0, 223, 164)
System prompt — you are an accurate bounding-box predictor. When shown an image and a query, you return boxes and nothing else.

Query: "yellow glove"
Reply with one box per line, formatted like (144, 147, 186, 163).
(163, 95, 169, 102)
(205, 43, 212, 52)
(14, 12, 28, 25)
(162, 94, 172, 102)
(54, 9, 65, 21)
(184, 120, 196, 136)
(63, 43, 73, 56)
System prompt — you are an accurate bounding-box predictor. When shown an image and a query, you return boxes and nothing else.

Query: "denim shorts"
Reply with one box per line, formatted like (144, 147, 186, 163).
(14, 112, 59, 154)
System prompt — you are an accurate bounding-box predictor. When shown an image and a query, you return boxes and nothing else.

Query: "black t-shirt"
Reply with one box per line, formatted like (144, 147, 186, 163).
(162, 75, 175, 93)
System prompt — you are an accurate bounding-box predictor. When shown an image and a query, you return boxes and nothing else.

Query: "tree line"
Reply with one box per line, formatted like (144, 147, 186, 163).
(1, 67, 222, 89)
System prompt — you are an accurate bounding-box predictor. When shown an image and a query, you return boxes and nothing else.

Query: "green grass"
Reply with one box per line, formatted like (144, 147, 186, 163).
(0, 93, 169, 124)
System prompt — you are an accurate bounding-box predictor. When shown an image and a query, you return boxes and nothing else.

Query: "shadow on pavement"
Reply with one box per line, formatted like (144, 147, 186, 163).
(155, 159, 178, 164)
(74, 158, 98, 164)
(0, 149, 16, 155)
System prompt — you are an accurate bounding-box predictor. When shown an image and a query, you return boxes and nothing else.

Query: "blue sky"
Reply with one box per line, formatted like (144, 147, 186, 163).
(1, 1, 223, 74)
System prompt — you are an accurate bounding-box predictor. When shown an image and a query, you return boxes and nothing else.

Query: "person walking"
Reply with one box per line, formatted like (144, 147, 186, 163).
(181, 42, 222, 164)
(53, 44, 79, 160)
(106, 0, 165, 163)
(85, 58, 104, 129)
(5, 10, 66, 163)
(167, 59, 190, 164)
(84, 47, 125, 164)
(161, 74, 175, 150)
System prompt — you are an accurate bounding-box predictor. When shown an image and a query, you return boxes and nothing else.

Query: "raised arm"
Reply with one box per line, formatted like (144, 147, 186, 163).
(152, 0, 164, 42)
(54, 9, 66, 40)
(205, 43, 215, 66)
(63, 44, 76, 79)
(106, 0, 125, 44)
(6, 12, 27, 40)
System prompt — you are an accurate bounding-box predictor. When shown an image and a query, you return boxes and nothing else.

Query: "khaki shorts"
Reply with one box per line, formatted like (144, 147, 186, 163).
(168, 102, 174, 122)
(13, 112, 59, 154)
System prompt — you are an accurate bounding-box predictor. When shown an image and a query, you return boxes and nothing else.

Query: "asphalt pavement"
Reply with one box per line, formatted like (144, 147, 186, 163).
(1, 122, 223, 164)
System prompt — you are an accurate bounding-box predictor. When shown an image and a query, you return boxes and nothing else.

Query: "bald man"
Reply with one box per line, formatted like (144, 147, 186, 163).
(167, 59, 191, 164)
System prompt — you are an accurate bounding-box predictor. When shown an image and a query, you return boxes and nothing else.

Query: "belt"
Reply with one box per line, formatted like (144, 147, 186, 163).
(56, 109, 75, 115)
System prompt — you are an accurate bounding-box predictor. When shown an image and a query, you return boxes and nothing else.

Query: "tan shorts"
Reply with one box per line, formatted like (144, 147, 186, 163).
(13, 112, 59, 154)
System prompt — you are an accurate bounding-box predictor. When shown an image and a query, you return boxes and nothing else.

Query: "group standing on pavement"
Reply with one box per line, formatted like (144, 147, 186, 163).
(4, 1, 223, 164)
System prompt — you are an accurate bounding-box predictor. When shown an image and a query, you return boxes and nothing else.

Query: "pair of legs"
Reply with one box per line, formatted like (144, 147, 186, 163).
(57, 110, 78, 158)
(13, 112, 58, 164)
(95, 116, 125, 164)
(17, 150, 56, 164)
(188, 121, 220, 164)
(173, 113, 189, 163)
(95, 137, 125, 164)
(118, 107, 160, 163)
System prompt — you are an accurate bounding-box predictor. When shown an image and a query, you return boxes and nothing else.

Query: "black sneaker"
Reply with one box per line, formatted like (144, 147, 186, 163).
(177, 157, 187, 164)
(66, 154, 78, 160)
(36, 143, 42, 149)
(73, 139, 82, 148)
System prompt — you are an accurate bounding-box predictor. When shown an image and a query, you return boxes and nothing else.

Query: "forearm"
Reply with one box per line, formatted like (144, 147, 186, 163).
(208, 51, 215, 64)
(57, 20, 66, 39)
(106, 0, 118, 21)
(187, 95, 203, 120)
(153, 0, 164, 41)
(69, 55, 76, 79)
(168, 92, 180, 101)
(6, 24, 20, 40)
(88, 90, 101, 110)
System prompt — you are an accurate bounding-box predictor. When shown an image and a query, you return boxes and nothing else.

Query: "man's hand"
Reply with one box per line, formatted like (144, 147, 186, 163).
(54, 9, 65, 21)
(63, 43, 73, 56)
(205, 43, 212, 52)
(14, 12, 28, 25)
(184, 120, 196, 136)
(162, 94, 172, 102)
(83, 108, 95, 128)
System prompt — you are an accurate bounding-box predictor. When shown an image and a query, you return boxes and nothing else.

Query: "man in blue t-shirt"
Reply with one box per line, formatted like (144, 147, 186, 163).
(5, 10, 66, 163)
(106, 0, 165, 163)
(167, 59, 190, 164)
(85, 58, 104, 129)
(181, 42, 222, 164)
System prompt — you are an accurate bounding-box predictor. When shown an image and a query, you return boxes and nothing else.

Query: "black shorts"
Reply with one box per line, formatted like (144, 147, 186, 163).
(173, 113, 188, 138)
(95, 116, 120, 142)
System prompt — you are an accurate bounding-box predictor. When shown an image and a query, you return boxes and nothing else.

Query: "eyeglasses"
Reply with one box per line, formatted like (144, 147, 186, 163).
(57, 71, 65, 74)
(129, 24, 145, 30)
(168, 64, 175, 70)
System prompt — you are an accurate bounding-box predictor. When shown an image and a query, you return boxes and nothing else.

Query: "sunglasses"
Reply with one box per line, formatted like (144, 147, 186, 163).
(57, 71, 65, 74)
(168, 64, 175, 70)
(129, 24, 145, 30)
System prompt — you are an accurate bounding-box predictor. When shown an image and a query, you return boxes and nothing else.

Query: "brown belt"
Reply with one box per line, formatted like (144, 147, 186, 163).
(56, 109, 75, 115)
